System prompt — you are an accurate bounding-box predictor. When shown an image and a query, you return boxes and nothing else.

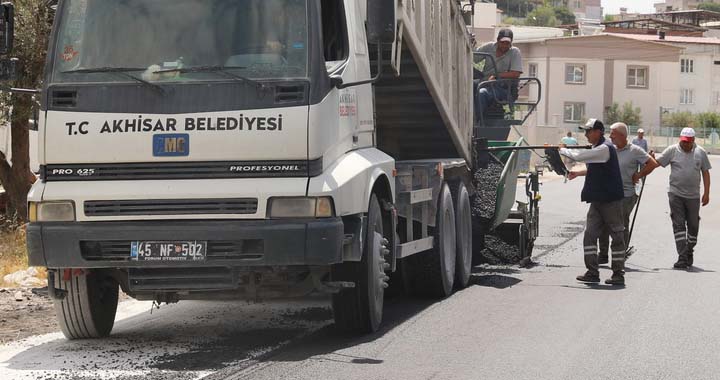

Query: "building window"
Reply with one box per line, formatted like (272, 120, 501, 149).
(713, 91, 720, 105)
(627, 66, 648, 88)
(565, 64, 586, 84)
(574, 0, 582, 10)
(564, 102, 585, 122)
(681, 58, 694, 73)
(528, 63, 538, 78)
(680, 89, 695, 105)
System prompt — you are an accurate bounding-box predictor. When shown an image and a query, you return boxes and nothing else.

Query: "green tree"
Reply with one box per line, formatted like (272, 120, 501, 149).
(695, 112, 720, 137)
(526, 5, 558, 27)
(0, 1, 53, 221)
(498, 0, 535, 18)
(604, 14, 616, 22)
(604, 102, 642, 127)
(553, 6, 576, 25)
(502, 16, 526, 26)
(698, 2, 720, 13)
(663, 111, 696, 131)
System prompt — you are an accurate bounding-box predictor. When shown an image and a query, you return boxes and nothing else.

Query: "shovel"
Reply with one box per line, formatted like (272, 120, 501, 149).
(625, 177, 646, 257)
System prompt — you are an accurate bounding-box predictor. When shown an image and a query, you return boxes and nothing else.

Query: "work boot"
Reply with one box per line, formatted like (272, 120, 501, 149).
(576, 271, 600, 283)
(687, 254, 694, 267)
(598, 255, 609, 265)
(605, 272, 625, 286)
(673, 256, 689, 269)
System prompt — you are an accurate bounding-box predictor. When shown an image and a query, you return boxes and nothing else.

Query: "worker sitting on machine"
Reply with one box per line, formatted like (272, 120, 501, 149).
(474, 28, 523, 123)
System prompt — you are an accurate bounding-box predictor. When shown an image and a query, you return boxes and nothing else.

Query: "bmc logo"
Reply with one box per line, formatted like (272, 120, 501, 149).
(153, 134, 189, 157)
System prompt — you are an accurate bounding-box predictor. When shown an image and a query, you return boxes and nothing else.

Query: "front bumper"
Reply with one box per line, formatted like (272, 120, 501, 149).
(27, 218, 344, 268)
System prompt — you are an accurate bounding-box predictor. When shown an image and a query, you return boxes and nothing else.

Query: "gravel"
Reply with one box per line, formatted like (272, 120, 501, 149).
(470, 160, 523, 265)
(0, 287, 57, 344)
(477, 235, 522, 265)
(471, 160, 504, 226)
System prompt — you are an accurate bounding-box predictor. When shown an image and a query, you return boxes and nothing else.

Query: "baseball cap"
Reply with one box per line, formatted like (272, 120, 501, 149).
(497, 28, 513, 43)
(579, 118, 604, 132)
(637, 128, 644, 133)
(680, 127, 696, 142)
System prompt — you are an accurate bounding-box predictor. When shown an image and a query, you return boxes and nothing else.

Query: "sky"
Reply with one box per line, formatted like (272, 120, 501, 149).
(602, 0, 656, 14)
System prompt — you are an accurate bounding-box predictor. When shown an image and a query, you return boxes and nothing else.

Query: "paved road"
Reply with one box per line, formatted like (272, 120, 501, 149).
(2, 157, 719, 380)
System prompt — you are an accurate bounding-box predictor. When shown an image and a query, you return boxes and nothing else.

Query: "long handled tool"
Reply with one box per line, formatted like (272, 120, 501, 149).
(625, 177, 647, 257)
(475, 138, 590, 173)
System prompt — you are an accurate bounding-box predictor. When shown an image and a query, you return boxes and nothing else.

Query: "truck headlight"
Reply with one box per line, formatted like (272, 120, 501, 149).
(28, 201, 76, 222)
(268, 197, 335, 218)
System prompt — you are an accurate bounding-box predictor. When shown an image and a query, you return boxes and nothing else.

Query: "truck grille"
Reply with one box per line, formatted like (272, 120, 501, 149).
(80, 240, 264, 261)
(84, 199, 258, 217)
(128, 267, 236, 291)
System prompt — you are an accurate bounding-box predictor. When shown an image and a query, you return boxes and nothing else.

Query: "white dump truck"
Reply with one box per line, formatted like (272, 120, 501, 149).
(2, 0, 541, 339)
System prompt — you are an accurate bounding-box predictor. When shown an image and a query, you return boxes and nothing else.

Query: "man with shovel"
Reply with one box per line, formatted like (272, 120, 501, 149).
(595, 123, 659, 264)
(561, 119, 626, 285)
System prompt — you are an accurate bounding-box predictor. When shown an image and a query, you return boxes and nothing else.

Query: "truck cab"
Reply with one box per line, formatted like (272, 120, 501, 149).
(19, 0, 537, 339)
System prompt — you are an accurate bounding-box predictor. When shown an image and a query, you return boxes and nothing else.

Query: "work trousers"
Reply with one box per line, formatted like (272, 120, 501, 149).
(474, 82, 509, 122)
(598, 194, 638, 257)
(583, 200, 626, 275)
(668, 193, 700, 259)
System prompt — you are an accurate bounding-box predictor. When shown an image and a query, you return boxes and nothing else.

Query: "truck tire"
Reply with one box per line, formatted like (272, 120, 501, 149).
(53, 269, 119, 339)
(406, 183, 456, 298)
(452, 182, 473, 289)
(332, 194, 388, 333)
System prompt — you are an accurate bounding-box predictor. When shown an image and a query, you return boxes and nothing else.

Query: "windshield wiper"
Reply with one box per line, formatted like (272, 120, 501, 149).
(153, 65, 264, 89)
(62, 67, 166, 95)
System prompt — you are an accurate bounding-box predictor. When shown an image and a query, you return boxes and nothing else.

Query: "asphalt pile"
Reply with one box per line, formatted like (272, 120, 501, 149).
(471, 160, 504, 225)
(479, 235, 522, 265)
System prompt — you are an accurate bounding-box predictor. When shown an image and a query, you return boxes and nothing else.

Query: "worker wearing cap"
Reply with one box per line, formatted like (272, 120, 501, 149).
(653, 127, 712, 269)
(474, 28, 523, 121)
(560, 119, 626, 285)
(632, 128, 649, 152)
(594, 123, 659, 264)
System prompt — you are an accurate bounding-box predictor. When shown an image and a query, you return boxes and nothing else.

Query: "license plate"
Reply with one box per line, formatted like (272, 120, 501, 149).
(130, 241, 207, 262)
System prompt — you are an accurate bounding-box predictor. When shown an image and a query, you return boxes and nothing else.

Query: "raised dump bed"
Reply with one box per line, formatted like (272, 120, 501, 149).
(373, 0, 474, 163)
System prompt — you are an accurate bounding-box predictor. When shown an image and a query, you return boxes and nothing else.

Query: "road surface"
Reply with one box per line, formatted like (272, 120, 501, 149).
(1, 156, 718, 380)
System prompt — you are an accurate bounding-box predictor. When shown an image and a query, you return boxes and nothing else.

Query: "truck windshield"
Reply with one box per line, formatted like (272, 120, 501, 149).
(51, 0, 308, 84)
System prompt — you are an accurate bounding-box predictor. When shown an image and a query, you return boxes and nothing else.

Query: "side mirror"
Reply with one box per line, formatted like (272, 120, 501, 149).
(367, 0, 396, 44)
(0, 2, 14, 55)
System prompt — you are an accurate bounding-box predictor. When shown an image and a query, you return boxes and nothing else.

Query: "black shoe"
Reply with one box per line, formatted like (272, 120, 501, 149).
(605, 272, 625, 286)
(598, 255, 609, 265)
(576, 272, 600, 283)
(687, 254, 694, 267)
(673, 257, 689, 269)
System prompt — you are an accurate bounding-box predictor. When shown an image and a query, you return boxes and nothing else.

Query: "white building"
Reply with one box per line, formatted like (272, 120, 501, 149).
(513, 34, 683, 143)
(608, 34, 720, 115)
(567, 0, 603, 21)
(654, 1, 718, 12)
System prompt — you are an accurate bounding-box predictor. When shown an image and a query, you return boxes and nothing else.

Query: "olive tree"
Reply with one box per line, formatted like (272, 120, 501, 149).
(0, 0, 53, 221)
(604, 102, 642, 127)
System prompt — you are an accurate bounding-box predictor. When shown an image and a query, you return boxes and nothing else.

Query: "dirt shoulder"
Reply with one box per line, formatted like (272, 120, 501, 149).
(0, 287, 57, 344)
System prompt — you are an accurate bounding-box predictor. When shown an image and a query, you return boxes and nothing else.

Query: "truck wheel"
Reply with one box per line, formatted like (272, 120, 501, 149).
(407, 183, 456, 298)
(53, 269, 119, 339)
(332, 194, 388, 333)
(471, 230, 486, 266)
(452, 183, 473, 289)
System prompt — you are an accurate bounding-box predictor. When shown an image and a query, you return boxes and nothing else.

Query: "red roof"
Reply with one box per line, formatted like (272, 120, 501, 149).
(607, 33, 720, 45)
